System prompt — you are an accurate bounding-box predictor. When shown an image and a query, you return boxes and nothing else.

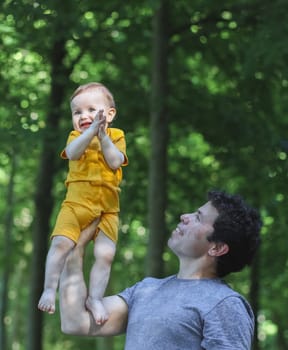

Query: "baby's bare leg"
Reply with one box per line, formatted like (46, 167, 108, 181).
(38, 236, 75, 314)
(86, 231, 116, 325)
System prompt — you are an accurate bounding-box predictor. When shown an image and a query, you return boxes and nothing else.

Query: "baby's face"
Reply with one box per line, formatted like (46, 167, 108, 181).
(71, 89, 115, 132)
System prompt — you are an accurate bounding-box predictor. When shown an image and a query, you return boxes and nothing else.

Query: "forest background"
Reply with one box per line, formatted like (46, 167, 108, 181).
(0, 0, 288, 350)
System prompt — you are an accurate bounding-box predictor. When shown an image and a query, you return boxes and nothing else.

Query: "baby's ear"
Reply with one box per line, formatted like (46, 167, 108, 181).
(107, 107, 116, 123)
(208, 242, 229, 257)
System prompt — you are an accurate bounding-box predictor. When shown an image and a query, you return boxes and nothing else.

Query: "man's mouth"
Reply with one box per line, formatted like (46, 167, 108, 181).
(174, 226, 183, 236)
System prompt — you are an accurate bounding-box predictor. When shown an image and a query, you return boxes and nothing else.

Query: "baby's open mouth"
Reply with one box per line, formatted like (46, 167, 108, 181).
(80, 122, 91, 128)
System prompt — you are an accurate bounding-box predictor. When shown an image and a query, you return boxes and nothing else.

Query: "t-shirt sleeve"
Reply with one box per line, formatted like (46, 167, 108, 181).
(109, 128, 128, 166)
(117, 284, 137, 308)
(201, 296, 254, 350)
(60, 130, 80, 159)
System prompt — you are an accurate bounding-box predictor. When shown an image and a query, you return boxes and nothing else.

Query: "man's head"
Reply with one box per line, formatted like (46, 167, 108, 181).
(207, 190, 262, 277)
(168, 190, 262, 278)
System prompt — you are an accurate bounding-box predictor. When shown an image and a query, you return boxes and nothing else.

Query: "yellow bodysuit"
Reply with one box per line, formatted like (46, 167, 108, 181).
(51, 128, 128, 243)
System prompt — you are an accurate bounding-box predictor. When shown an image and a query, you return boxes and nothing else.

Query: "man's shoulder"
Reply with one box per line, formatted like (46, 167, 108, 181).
(202, 280, 253, 318)
(201, 279, 242, 301)
(121, 275, 175, 294)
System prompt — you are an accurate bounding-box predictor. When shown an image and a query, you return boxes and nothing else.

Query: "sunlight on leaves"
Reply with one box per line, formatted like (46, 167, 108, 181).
(258, 313, 278, 342)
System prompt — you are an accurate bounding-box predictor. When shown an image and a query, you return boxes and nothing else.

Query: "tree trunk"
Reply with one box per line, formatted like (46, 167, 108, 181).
(26, 38, 68, 350)
(0, 150, 16, 350)
(146, 0, 169, 277)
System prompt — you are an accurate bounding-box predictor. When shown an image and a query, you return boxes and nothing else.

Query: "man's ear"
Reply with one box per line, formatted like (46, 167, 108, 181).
(208, 242, 229, 257)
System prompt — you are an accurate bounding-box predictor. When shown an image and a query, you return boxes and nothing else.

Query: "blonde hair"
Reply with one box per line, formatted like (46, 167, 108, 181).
(70, 82, 115, 108)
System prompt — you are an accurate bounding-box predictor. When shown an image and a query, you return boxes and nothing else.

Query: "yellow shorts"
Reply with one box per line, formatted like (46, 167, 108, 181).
(51, 182, 119, 243)
(51, 204, 119, 243)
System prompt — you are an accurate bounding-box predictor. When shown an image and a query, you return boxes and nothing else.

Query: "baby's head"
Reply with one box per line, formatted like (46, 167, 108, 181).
(71, 82, 115, 107)
(70, 82, 116, 132)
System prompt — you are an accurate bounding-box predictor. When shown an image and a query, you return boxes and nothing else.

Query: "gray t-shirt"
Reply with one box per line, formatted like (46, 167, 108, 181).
(118, 275, 254, 350)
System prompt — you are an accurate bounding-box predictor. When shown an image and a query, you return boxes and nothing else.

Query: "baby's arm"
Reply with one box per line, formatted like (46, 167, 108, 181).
(65, 111, 105, 160)
(98, 125, 125, 170)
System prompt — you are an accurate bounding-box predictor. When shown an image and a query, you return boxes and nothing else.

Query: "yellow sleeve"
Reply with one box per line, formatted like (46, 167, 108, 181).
(108, 128, 129, 166)
(60, 130, 81, 159)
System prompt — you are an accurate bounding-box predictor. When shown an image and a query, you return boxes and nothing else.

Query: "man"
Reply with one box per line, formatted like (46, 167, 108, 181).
(59, 190, 262, 349)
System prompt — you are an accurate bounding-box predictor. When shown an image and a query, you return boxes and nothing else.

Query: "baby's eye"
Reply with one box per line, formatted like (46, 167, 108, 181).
(73, 110, 81, 115)
(89, 107, 96, 113)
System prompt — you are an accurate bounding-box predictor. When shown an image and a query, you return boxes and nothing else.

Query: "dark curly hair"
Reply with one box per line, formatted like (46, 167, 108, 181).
(207, 190, 262, 278)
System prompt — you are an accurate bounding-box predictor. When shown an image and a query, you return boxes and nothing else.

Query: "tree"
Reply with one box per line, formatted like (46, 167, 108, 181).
(1, 0, 288, 349)
(0, 150, 16, 350)
(146, 0, 169, 277)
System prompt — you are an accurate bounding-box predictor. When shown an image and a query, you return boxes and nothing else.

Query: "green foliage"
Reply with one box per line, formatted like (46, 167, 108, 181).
(1, 0, 288, 349)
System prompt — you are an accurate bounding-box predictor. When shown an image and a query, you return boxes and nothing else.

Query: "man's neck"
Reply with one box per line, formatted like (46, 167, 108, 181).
(177, 258, 218, 280)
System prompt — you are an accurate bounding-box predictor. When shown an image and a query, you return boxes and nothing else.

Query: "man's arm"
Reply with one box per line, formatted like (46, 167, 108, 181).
(59, 221, 128, 336)
(60, 293, 128, 336)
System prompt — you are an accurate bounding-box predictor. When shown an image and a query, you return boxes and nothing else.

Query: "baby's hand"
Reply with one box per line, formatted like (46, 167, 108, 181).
(89, 110, 106, 135)
(94, 110, 107, 140)
(98, 121, 107, 140)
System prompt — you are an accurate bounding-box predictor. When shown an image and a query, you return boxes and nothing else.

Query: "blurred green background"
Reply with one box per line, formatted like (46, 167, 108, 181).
(1, 0, 288, 349)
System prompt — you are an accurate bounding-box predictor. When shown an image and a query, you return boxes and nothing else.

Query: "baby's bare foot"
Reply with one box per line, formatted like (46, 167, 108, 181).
(38, 289, 56, 314)
(86, 296, 108, 325)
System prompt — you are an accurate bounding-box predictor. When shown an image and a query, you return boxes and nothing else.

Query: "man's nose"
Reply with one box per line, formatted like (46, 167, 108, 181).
(180, 214, 190, 223)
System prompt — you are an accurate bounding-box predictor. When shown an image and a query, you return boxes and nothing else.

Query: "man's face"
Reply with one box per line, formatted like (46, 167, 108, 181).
(168, 201, 219, 259)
